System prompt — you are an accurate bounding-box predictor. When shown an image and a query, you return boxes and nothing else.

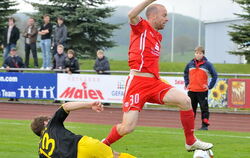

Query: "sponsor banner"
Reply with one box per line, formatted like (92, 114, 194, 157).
(161, 76, 186, 93)
(228, 79, 250, 108)
(57, 74, 186, 103)
(0, 72, 57, 100)
(57, 74, 126, 103)
(57, 74, 229, 107)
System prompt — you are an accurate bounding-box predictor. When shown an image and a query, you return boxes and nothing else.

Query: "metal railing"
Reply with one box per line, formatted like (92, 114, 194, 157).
(0, 68, 250, 78)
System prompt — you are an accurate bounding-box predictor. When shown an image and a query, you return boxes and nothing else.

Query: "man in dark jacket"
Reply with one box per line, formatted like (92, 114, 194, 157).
(53, 17, 67, 56)
(23, 18, 38, 68)
(93, 50, 110, 74)
(184, 46, 217, 130)
(3, 47, 24, 101)
(2, 17, 20, 61)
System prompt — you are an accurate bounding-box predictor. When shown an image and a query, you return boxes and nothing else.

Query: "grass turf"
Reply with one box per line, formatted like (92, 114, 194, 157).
(0, 119, 249, 158)
(1, 55, 249, 75)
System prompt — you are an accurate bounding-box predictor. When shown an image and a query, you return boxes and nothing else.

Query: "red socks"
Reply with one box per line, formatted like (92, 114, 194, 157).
(180, 110, 196, 145)
(103, 112, 196, 146)
(103, 125, 123, 146)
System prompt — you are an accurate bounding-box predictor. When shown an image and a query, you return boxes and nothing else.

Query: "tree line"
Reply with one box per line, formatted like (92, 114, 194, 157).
(0, 0, 120, 59)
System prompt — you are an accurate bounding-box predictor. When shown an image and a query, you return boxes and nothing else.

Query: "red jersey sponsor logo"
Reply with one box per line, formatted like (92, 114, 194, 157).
(128, 18, 162, 78)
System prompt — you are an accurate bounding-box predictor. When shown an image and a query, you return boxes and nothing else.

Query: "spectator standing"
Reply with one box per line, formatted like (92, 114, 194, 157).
(184, 46, 218, 130)
(2, 17, 20, 61)
(64, 49, 79, 74)
(3, 47, 24, 101)
(53, 17, 67, 56)
(93, 50, 110, 74)
(39, 15, 52, 70)
(23, 18, 38, 68)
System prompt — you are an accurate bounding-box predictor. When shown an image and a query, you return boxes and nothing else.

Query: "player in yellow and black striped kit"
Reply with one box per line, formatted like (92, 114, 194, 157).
(31, 101, 136, 158)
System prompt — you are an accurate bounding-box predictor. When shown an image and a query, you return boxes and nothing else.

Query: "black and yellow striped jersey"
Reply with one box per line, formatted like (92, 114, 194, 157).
(39, 107, 82, 158)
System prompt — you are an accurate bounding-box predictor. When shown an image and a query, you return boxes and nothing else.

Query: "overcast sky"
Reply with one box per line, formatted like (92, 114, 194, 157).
(17, 0, 243, 21)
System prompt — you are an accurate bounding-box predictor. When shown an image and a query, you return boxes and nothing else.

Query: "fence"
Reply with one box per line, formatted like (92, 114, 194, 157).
(1, 67, 250, 78)
(0, 68, 249, 108)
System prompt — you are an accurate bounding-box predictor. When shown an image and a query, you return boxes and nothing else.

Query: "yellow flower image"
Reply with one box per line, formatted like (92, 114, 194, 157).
(217, 80, 228, 94)
(232, 81, 244, 90)
(211, 88, 221, 100)
(231, 81, 245, 105)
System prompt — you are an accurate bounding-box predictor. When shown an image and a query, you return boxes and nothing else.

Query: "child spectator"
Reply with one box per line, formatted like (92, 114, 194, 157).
(93, 50, 110, 74)
(52, 44, 66, 71)
(64, 49, 79, 74)
(93, 50, 110, 106)
(184, 46, 217, 130)
(3, 47, 25, 71)
(3, 47, 24, 101)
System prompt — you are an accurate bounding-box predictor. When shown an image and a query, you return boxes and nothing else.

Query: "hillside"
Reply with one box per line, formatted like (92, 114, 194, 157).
(105, 6, 205, 61)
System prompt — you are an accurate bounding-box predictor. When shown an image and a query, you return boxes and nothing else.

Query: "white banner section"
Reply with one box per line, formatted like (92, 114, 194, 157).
(57, 74, 186, 103)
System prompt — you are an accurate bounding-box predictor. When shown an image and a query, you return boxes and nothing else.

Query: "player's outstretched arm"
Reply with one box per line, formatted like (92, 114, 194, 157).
(62, 101, 104, 113)
(128, 0, 156, 25)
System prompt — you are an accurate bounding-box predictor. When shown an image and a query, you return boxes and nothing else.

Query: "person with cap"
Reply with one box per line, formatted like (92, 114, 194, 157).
(3, 47, 24, 101)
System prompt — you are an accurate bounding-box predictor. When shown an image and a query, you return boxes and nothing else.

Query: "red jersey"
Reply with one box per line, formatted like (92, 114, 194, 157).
(128, 17, 162, 79)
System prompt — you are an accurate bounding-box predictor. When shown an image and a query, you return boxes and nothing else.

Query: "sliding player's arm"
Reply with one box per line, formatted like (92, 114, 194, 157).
(62, 101, 104, 113)
(128, 0, 156, 25)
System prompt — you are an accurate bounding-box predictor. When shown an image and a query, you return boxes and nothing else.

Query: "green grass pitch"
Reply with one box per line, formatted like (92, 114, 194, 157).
(0, 119, 249, 158)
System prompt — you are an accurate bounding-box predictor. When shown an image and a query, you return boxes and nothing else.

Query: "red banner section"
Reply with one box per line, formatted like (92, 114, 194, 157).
(228, 79, 250, 108)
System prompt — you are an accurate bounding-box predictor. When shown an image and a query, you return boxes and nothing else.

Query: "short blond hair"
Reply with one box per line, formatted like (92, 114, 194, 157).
(57, 44, 64, 49)
(97, 50, 104, 55)
(195, 46, 205, 54)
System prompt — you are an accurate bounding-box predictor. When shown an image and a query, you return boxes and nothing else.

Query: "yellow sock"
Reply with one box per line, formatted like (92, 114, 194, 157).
(119, 153, 136, 158)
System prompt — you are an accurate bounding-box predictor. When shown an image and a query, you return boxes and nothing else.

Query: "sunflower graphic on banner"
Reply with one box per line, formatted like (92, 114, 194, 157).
(208, 79, 228, 108)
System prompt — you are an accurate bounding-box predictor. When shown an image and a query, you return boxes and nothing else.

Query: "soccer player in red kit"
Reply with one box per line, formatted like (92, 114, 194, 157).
(102, 0, 213, 152)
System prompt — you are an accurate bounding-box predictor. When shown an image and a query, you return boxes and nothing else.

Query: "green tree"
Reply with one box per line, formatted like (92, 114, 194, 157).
(0, 0, 18, 47)
(229, 0, 250, 63)
(26, 0, 120, 59)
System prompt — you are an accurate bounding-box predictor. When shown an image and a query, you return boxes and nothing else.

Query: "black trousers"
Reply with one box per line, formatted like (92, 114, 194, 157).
(25, 43, 38, 67)
(188, 91, 209, 127)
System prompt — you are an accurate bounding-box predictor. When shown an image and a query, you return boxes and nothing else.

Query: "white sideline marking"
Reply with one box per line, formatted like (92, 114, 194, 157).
(0, 122, 26, 125)
(135, 129, 250, 139)
(1, 121, 250, 139)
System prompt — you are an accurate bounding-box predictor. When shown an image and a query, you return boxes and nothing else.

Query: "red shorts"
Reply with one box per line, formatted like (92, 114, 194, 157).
(123, 75, 174, 112)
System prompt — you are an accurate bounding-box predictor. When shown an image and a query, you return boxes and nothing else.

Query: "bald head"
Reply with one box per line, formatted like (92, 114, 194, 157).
(146, 4, 166, 19)
(145, 4, 168, 30)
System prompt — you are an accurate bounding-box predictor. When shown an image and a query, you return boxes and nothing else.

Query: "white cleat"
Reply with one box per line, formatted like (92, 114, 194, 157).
(185, 139, 213, 152)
